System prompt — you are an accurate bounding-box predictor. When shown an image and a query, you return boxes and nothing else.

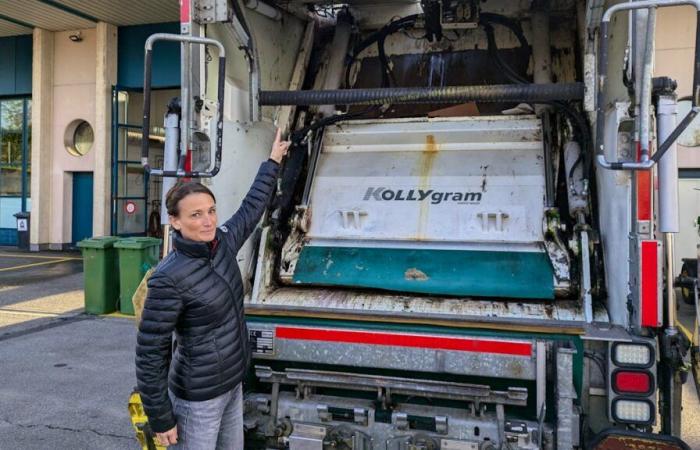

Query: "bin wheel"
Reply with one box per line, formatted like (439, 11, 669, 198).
(680, 263, 695, 306)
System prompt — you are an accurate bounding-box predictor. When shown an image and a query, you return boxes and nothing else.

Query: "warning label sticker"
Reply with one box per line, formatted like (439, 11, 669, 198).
(249, 328, 274, 355)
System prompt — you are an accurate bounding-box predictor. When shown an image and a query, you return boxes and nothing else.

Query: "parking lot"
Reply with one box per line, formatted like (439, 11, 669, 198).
(0, 246, 698, 449)
(0, 248, 139, 449)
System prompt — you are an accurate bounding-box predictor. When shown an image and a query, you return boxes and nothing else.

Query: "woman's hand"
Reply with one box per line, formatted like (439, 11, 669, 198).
(155, 426, 178, 446)
(270, 128, 291, 164)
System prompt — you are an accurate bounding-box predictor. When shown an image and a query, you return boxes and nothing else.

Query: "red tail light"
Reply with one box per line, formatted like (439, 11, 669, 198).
(613, 370, 653, 395)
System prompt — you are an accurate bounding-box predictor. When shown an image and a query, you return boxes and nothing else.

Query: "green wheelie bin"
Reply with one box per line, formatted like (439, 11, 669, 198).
(115, 237, 162, 315)
(77, 236, 120, 314)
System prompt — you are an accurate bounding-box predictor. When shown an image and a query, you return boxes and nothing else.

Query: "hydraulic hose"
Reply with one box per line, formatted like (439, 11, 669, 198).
(260, 83, 584, 106)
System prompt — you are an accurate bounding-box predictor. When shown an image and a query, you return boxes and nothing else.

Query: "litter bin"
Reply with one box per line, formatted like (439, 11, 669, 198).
(77, 236, 120, 314)
(13, 211, 29, 250)
(115, 237, 161, 315)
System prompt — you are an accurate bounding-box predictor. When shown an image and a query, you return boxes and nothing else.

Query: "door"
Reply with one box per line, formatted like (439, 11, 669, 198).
(72, 172, 93, 245)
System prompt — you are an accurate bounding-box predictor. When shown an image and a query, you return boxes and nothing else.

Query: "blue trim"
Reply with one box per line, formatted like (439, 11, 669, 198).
(111, 86, 117, 235)
(112, 86, 150, 236)
(0, 14, 33, 29)
(20, 98, 28, 211)
(35, 0, 98, 23)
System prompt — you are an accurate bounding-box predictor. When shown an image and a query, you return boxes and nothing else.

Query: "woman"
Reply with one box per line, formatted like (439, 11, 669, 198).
(136, 129, 290, 449)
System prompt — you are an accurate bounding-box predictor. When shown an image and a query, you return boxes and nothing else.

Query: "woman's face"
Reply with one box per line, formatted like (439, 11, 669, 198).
(170, 193, 218, 242)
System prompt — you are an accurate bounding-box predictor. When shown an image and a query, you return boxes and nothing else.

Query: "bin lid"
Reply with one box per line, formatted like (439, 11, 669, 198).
(114, 237, 162, 249)
(77, 236, 120, 249)
(14, 211, 29, 219)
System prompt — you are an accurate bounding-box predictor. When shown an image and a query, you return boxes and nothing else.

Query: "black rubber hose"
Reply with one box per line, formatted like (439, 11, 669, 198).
(479, 13, 529, 55)
(344, 15, 419, 88)
(260, 83, 585, 106)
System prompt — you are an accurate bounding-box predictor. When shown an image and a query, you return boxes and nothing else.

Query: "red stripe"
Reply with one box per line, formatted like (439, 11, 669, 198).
(641, 240, 659, 327)
(636, 142, 652, 221)
(180, 0, 190, 23)
(275, 327, 532, 356)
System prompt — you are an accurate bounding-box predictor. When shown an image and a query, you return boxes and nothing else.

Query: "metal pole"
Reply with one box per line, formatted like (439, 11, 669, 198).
(639, 8, 656, 162)
(666, 234, 678, 331)
(161, 111, 180, 223)
(657, 95, 680, 233)
(318, 11, 353, 117)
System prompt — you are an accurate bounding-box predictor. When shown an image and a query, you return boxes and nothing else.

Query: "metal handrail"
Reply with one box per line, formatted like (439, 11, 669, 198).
(141, 33, 226, 178)
(596, 0, 700, 171)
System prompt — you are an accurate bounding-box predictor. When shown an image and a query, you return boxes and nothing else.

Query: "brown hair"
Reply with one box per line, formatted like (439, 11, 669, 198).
(165, 181, 217, 217)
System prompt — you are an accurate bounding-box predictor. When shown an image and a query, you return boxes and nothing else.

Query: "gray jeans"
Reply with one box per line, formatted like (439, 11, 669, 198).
(168, 384, 244, 450)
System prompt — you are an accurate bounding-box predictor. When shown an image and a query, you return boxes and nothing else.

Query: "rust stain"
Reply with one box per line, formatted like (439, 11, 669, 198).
(417, 134, 439, 240)
(405, 268, 429, 281)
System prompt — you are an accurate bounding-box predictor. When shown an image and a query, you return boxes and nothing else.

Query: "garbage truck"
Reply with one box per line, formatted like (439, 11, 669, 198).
(130, 0, 700, 448)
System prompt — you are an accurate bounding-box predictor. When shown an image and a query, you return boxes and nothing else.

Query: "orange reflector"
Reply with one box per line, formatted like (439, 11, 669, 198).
(589, 429, 690, 450)
(591, 429, 690, 450)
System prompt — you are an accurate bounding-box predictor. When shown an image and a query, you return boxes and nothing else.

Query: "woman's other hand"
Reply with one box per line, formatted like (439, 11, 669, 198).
(270, 128, 291, 164)
(155, 426, 178, 446)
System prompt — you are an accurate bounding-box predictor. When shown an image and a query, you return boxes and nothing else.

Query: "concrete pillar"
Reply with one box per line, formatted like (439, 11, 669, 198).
(30, 28, 54, 251)
(94, 22, 117, 236)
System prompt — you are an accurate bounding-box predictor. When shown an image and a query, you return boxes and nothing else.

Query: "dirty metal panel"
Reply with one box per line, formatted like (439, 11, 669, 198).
(306, 116, 546, 246)
(247, 391, 548, 450)
(251, 286, 609, 329)
(248, 322, 537, 380)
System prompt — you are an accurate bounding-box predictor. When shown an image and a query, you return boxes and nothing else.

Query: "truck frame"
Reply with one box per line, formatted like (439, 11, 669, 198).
(130, 0, 700, 449)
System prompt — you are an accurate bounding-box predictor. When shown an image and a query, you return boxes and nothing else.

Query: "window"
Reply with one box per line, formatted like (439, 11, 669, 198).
(0, 97, 31, 244)
(1, 99, 24, 196)
(64, 119, 94, 156)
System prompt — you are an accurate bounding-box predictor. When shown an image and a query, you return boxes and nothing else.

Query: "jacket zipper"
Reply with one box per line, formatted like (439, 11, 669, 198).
(209, 258, 250, 375)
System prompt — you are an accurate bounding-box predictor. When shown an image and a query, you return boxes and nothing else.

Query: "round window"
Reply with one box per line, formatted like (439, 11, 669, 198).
(64, 119, 94, 156)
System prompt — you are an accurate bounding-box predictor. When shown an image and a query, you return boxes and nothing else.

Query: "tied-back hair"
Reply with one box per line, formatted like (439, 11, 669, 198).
(165, 181, 217, 217)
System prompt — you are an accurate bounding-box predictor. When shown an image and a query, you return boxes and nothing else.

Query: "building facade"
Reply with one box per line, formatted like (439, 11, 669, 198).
(0, 0, 180, 249)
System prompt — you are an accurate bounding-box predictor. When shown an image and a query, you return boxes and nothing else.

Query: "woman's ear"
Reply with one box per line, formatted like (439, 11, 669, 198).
(169, 215, 181, 231)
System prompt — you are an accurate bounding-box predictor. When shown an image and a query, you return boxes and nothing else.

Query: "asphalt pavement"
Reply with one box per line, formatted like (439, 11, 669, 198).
(0, 248, 139, 450)
(0, 246, 698, 449)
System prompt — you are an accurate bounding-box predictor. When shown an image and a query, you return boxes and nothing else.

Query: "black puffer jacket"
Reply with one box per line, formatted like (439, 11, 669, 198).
(135, 160, 279, 433)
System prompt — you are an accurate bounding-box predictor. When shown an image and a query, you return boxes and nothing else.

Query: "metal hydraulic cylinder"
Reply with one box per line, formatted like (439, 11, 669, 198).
(657, 95, 680, 233)
(160, 111, 180, 224)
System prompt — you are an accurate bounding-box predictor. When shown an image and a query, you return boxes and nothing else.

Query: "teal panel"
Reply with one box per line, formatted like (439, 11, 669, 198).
(0, 228, 17, 246)
(118, 23, 181, 89)
(293, 246, 554, 299)
(14, 35, 32, 95)
(0, 35, 32, 96)
(0, 38, 16, 95)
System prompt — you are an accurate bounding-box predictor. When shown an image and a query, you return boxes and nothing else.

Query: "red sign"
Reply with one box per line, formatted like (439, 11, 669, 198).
(124, 201, 137, 215)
